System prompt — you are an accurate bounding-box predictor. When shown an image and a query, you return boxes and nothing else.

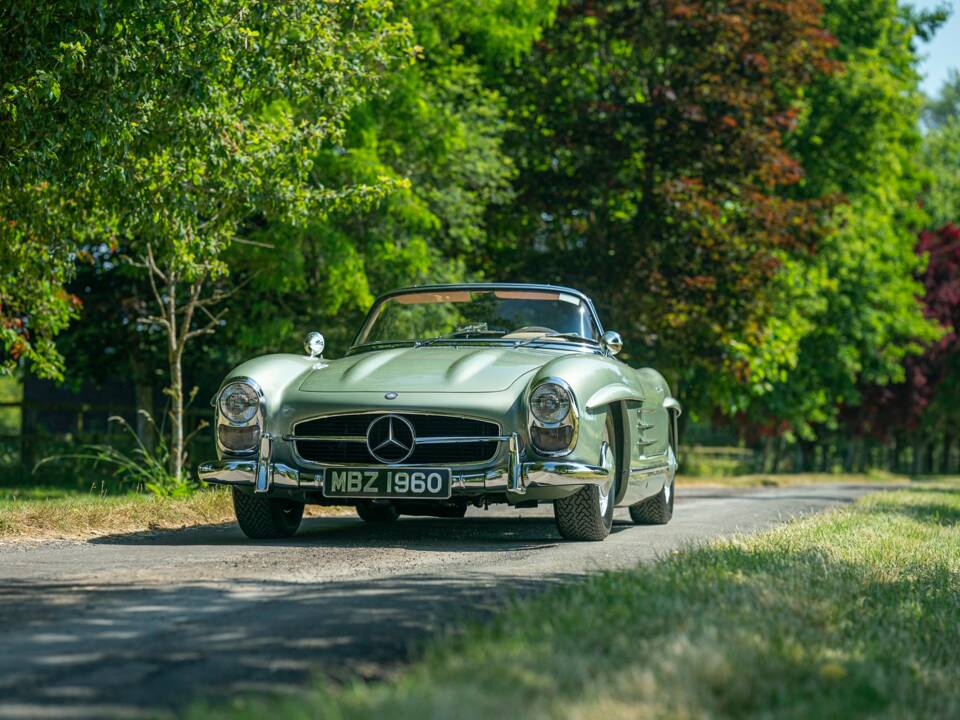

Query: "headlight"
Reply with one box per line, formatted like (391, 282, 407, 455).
(530, 382, 571, 424)
(218, 381, 260, 424)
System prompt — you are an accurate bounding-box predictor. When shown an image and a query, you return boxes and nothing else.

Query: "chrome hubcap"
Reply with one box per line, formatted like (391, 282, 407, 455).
(664, 446, 676, 503)
(598, 419, 614, 517)
(599, 479, 611, 516)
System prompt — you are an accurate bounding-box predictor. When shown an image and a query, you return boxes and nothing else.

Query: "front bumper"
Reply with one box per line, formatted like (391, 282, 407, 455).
(198, 433, 611, 501)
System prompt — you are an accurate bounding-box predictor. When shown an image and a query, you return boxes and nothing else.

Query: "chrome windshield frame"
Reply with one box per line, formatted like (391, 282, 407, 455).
(349, 283, 606, 353)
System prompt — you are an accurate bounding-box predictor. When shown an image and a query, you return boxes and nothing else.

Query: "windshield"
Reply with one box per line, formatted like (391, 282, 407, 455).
(355, 289, 600, 347)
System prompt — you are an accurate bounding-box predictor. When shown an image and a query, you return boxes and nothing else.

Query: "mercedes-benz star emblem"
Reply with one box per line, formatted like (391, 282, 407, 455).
(366, 414, 416, 464)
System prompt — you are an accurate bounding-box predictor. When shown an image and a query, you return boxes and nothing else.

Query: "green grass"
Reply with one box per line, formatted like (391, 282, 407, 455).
(0, 488, 353, 540)
(678, 469, 915, 487)
(195, 482, 960, 719)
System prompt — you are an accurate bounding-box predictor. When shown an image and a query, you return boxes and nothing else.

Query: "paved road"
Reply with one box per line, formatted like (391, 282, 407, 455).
(0, 484, 881, 719)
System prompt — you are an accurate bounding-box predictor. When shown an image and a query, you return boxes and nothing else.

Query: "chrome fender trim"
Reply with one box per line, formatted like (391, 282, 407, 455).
(199, 459, 301, 489)
(520, 439, 613, 495)
(663, 397, 682, 416)
(584, 383, 644, 412)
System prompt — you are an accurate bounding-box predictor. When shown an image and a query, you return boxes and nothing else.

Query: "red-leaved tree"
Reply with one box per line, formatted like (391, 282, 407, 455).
(849, 224, 960, 471)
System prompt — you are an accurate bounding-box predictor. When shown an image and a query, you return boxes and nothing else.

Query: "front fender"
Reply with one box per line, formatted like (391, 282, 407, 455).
(585, 383, 643, 412)
(525, 355, 644, 464)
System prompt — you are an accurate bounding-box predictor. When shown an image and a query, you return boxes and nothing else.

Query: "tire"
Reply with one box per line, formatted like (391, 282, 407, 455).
(356, 501, 399, 523)
(629, 419, 677, 525)
(232, 488, 304, 539)
(554, 411, 616, 541)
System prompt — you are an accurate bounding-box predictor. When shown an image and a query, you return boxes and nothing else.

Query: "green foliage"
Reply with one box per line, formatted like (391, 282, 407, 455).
(217, 0, 558, 358)
(486, 0, 839, 396)
(922, 71, 960, 229)
(924, 68, 960, 129)
(0, 375, 20, 436)
(34, 411, 199, 497)
(1, 0, 413, 376)
(707, 0, 942, 437)
(4, 0, 954, 462)
(0, 205, 78, 380)
(922, 120, 960, 228)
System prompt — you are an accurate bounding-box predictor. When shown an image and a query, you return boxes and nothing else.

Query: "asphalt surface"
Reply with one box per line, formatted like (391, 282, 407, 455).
(0, 484, 882, 719)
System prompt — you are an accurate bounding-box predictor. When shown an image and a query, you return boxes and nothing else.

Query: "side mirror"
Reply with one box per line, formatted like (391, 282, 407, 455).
(601, 330, 623, 356)
(304, 331, 325, 358)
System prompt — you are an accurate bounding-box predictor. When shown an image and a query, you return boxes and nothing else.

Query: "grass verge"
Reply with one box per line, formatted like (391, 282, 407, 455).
(677, 470, 915, 488)
(196, 481, 960, 719)
(0, 489, 349, 540)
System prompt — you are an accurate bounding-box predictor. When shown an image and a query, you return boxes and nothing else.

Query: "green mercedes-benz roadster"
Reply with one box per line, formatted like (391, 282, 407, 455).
(199, 283, 680, 541)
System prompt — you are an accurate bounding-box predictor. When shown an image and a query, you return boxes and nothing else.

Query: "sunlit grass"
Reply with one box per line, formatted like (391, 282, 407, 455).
(195, 481, 960, 719)
(678, 470, 920, 487)
(0, 489, 236, 539)
(0, 488, 350, 540)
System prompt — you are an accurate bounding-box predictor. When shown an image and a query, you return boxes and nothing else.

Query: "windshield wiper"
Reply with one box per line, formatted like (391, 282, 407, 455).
(348, 340, 418, 353)
(515, 332, 597, 348)
(418, 324, 507, 346)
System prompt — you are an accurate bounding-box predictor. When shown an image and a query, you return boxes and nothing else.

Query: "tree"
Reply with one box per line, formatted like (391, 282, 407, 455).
(922, 71, 960, 230)
(924, 68, 960, 129)
(850, 224, 960, 471)
(709, 0, 943, 444)
(485, 0, 839, 413)
(212, 0, 560, 359)
(1, 1, 412, 478)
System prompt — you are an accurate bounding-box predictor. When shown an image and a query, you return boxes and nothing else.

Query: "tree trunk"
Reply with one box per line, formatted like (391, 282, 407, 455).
(861, 440, 869, 472)
(760, 437, 770, 473)
(771, 436, 783, 474)
(939, 435, 950, 475)
(141, 244, 226, 482)
(169, 345, 184, 480)
(844, 438, 855, 473)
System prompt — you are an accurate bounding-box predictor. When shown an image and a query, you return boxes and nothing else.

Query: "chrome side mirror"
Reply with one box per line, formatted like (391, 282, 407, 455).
(304, 331, 325, 358)
(601, 330, 623, 356)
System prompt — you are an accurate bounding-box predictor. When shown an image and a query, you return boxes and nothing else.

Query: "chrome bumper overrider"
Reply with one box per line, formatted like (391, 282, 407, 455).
(197, 432, 612, 497)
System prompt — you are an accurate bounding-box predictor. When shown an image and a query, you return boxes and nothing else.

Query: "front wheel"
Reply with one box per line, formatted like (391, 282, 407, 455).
(232, 488, 304, 539)
(554, 410, 616, 541)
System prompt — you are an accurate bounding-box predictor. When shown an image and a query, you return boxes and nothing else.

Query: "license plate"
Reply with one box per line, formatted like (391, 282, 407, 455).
(323, 467, 451, 499)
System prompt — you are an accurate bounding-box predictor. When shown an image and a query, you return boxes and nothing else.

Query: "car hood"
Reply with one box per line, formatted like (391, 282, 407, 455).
(299, 346, 556, 394)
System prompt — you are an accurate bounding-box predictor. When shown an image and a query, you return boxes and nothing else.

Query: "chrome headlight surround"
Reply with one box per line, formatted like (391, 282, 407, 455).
(527, 377, 579, 457)
(216, 377, 264, 455)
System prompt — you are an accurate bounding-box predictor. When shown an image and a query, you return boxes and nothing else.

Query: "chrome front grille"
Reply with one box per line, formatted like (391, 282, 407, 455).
(292, 413, 502, 466)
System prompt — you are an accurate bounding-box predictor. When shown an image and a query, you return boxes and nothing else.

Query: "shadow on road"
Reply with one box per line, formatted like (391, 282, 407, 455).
(0, 567, 583, 719)
(88, 513, 630, 549)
